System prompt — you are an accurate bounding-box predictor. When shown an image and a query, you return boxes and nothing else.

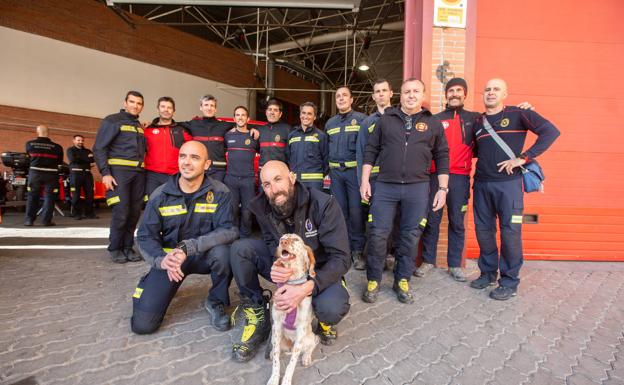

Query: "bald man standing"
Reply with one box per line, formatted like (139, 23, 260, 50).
(470, 79, 559, 300)
(24, 125, 64, 226)
(131, 141, 239, 334)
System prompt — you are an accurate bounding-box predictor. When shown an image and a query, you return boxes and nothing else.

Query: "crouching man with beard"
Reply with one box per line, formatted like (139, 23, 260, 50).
(229, 160, 351, 362)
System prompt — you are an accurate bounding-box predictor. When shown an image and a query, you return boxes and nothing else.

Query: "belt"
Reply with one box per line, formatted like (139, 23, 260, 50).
(71, 168, 90, 172)
(108, 158, 145, 168)
(329, 161, 357, 169)
(29, 166, 58, 172)
(297, 172, 324, 181)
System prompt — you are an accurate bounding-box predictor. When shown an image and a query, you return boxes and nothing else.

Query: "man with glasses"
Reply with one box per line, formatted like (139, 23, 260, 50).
(360, 78, 449, 304)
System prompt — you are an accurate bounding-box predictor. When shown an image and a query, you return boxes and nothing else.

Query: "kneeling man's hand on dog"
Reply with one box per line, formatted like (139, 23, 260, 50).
(271, 264, 293, 284)
(274, 281, 314, 313)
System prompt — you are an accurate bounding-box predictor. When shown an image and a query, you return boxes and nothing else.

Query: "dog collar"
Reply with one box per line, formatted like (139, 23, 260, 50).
(286, 276, 309, 285)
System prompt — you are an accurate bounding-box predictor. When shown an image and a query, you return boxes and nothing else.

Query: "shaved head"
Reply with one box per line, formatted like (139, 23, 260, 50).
(483, 78, 509, 111)
(260, 160, 291, 183)
(36, 125, 49, 137)
(178, 140, 211, 186)
(180, 140, 208, 161)
(485, 78, 508, 92)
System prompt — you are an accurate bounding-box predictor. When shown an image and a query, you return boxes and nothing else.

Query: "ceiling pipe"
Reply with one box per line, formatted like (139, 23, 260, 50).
(267, 20, 403, 53)
(107, 0, 361, 10)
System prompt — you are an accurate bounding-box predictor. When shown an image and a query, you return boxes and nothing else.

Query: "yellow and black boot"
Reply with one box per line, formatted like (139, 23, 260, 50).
(231, 297, 270, 362)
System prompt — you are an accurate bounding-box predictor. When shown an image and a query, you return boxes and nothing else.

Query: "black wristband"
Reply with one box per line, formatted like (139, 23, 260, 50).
(176, 242, 187, 255)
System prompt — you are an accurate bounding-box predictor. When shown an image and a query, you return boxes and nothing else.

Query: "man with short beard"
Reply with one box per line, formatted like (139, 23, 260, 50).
(287, 102, 329, 191)
(66, 134, 96, 219)
(131, 141, 238, 334)
(229, 160, 350, 362)
(94, 90, 146, 264)
(356, 78, 396, 271)
(144, 96, 192, 197)
(325, 86, 368, 269)
(257, 99, 291, 166)
(224, 106, 258, 238)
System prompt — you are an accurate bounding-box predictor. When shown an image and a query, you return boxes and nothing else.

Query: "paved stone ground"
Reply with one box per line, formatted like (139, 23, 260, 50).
(1, 210, 623, 385)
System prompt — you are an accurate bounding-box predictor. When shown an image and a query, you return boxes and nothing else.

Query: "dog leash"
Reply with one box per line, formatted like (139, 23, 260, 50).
(277, 276, 308, 330)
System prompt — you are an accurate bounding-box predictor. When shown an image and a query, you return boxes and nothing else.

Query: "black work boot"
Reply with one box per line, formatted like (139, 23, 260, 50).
(489, 285, 517, 300)
(352, 250, 366, 270)
(204, 299, 231, 331)
(392, 279, 414, 304)
(362, 280, 380, 303)
(469, 274, 497, 289)
(124, 248, 143, 262)
(110, 250, 127, 264)
(316, 321, 338, 346)
(232, 297, 270, 363)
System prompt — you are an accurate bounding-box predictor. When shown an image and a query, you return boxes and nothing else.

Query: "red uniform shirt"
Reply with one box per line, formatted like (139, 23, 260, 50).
(144, 120, 192, 175)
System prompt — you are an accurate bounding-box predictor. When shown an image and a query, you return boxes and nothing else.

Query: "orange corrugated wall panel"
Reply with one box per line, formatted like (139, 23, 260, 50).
(467, 0, 624, 261)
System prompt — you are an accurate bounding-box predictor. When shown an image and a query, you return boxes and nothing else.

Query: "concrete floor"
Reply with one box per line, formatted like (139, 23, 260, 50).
(1, 209, 623, 385)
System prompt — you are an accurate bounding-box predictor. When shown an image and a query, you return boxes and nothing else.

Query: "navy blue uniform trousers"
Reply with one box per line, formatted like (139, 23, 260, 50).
(421, 174, 470, 268)
(70, 171, 95, 217)
(208, 168, 226, 182)
(366, 181, 429, 282)
(224, 175, 256, 238)
(300, 181, 323, 191)
(473, 178, 524, 289)
(145, 171, 170, 198)
(26, 170, 58, 224)
(131, 244, 232, 334)
(230, 238, 350, 325)
(330, 168, 365, 253)
(105, 168, 145, 252)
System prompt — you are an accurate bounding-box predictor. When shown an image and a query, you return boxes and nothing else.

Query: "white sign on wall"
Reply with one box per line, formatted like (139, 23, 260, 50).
(433, 0, 467, 29)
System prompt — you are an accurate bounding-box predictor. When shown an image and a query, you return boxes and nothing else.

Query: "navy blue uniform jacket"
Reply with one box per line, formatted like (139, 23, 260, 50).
(364, 107, 450, 183)
(137, 174, 239, 269)
(93, 110, 146, 176)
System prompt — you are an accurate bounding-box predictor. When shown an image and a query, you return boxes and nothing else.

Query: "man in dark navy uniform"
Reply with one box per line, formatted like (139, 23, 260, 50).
(131, 141, 238, 334)
(185, 95, 259, 182)
(66, 134, 96, 219)
(361, 78, 449, 304)
(287, 102, 328, 191)
(470, 78, 559, 300)
(325, 86, 368, 269)
(357, 79, 395, 271)
(258, 99, 291, 167)
(24, 125, 64, 226)
(224, 106, 258, 238)
(93, 91, 146, 264)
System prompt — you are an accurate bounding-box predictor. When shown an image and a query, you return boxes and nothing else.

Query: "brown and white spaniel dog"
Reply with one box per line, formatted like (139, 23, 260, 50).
(267, 234, 319, 385)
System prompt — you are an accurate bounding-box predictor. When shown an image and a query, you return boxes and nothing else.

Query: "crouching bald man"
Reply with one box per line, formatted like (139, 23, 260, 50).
(131, 141, 239, 334)
(230, 160, 351, 362)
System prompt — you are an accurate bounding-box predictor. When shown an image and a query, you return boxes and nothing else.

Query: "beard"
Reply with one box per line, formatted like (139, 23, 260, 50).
(269, 184, 296, 219)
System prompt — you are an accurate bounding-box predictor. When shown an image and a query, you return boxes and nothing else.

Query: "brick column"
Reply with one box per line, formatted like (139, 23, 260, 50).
(428, 27, 467, 114)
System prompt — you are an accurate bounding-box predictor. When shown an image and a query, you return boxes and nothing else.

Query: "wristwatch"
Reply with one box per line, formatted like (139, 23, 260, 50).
(176, 242, 187, 255)
(438, 186, 449, 192)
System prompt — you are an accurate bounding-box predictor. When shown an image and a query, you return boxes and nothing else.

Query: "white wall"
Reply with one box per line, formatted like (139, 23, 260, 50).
(0, 26, 247, 123)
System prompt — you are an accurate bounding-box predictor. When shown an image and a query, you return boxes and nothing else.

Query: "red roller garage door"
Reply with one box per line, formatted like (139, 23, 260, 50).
(465, 0, 624, 261)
